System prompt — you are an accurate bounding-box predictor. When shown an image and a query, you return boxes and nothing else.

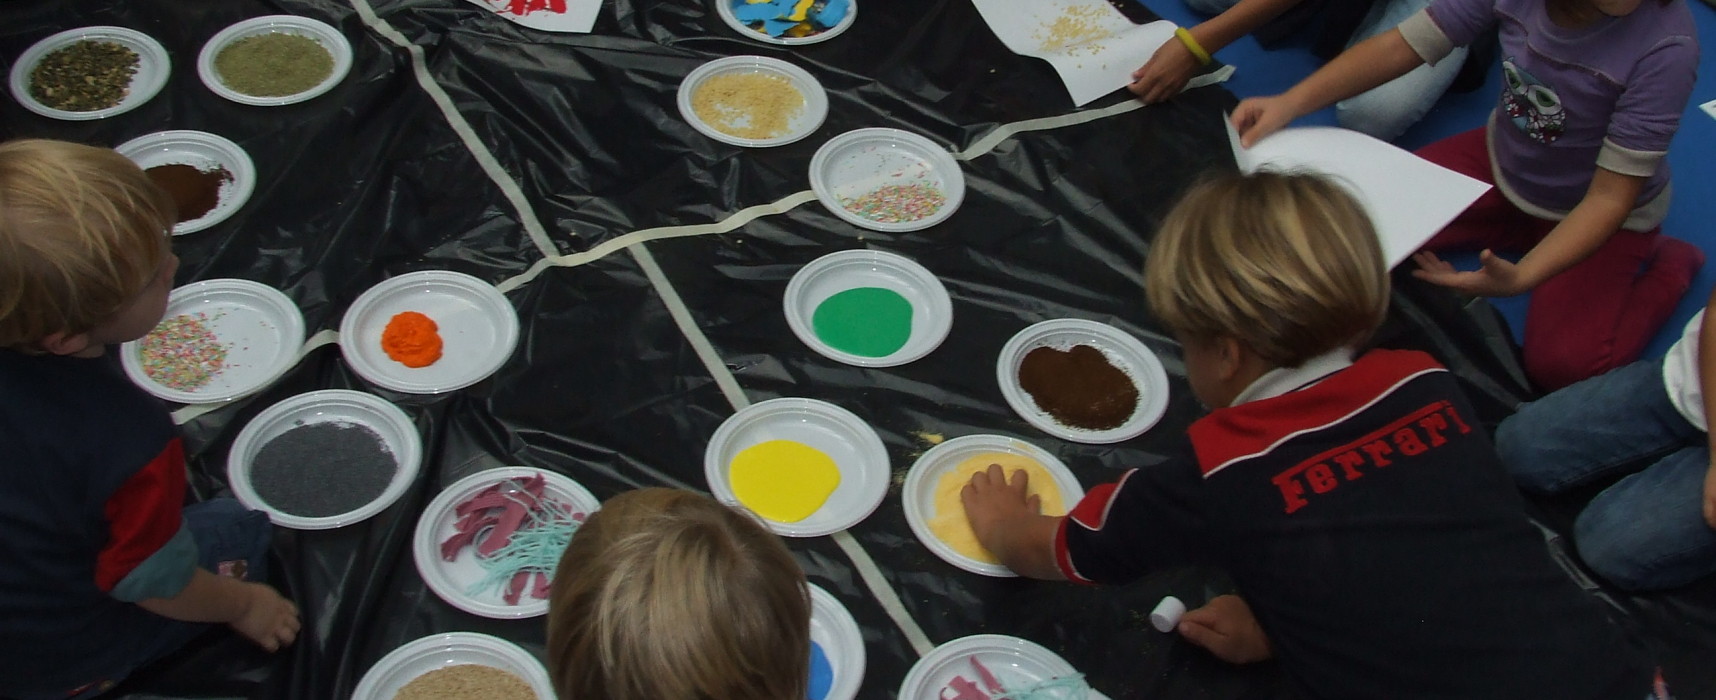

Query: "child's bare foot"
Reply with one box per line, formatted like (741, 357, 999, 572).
(231, 583, 300, 652)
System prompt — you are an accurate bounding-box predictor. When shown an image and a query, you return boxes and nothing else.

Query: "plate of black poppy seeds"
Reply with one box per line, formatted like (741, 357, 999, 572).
(228, 390, 422, 529)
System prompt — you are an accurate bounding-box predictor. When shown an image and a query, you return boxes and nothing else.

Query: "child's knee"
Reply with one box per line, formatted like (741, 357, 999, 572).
(183, 498, 272, 580)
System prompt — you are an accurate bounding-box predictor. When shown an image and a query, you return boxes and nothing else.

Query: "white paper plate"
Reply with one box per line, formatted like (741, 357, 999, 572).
(704, 397, 889, 537)
(197, 15, 353, 106)
(902, 435, 1084, 577)
(120, 279, 305, 404)
(413, 467, 600, 619)
(8, 26, 170, 120)
(714, 0, 857, 45)
(997, 319, 1169, 444)
(677, 55, 828, 148)
(783, 249, 952, 367)
(228, 390, 423, 530)
(115, 130, 258, 235)
(809, 583, 866, 700)
(809, 128, 965, 232)
(466, 0, 604, 33)
(351, 632, 555, 700)
(899, 634, 1087, 700)
(339, 270, 520, 394)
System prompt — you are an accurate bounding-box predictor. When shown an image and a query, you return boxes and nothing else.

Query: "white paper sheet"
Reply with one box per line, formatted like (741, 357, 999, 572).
(969, 0, 1177, 106)
(468, 0, 602, 33)
(1226, 116, 1491, 268)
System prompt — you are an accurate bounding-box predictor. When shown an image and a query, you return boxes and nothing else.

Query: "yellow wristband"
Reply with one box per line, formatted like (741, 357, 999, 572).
(1174, 27, 1213, 66)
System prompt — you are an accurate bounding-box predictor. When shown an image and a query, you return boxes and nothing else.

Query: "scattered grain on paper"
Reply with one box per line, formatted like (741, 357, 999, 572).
(1033, 5, 1114, 55)
(690, 72, 804, 140)
(392, 664, 534, 700)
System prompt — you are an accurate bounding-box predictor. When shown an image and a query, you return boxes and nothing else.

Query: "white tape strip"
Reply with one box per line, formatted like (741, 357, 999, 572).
(627, 244, 752, 411)
(170, 329, 341, 425)
(833, 530, 937, 656)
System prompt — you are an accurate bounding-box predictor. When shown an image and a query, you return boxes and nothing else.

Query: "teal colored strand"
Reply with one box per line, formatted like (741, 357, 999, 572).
(463, 493, 582, 599)
(995, 674, 1090, 700)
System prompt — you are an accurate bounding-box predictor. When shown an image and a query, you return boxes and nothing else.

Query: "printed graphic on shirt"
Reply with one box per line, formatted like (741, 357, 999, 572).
(1270, 400, 1472, 514)
(1501, 59, 1565, 144)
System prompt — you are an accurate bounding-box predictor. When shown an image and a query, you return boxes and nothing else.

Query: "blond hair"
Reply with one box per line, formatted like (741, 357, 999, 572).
(547, 488, 811, 700)
(1144, 171, 1388, 367)
(0, 139, 172, 348)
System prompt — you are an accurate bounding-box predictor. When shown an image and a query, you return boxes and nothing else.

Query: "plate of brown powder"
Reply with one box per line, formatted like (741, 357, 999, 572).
(116, 130, 256, 235)
(677, 55, 827, 147)
(351, 632, 552, 700)
(997, 318, 1169, 444)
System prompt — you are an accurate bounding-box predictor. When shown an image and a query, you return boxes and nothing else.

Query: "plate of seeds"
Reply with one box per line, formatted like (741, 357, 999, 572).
(228, 390, 423, 530)
(116, 130, 257, 235)
(198, 15, 353, 106)
(809, 128, 965, 232)
(997, 318, 1169, 444)
(8, 26, 170, 120)
(677, 55, 828, 148)
(121, 279, 305, 404)
(352, 632, 553, 700)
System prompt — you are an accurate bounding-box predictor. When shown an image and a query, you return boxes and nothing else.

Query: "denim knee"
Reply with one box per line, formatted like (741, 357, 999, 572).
(183, 498, 273, 581)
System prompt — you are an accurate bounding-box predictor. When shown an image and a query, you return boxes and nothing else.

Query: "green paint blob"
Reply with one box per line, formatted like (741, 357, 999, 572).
(811, 287, 913, 358)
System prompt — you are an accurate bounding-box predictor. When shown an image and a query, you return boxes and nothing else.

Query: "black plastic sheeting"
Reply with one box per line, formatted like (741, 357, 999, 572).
(4, 0, 1714, 698)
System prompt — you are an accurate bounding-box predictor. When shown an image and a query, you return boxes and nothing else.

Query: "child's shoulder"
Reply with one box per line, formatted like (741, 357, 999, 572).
(0, 350, 171, 441)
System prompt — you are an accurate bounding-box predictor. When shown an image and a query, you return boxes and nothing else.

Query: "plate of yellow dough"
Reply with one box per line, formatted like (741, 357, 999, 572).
(705, 397, 889, 537)
(903, 434, 1083, 577)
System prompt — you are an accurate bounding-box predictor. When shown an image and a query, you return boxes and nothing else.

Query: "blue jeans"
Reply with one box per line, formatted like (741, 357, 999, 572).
(1496, 358, 1716, 591)
(64, 498, 272, 700)
(1182, 0, 1466, 140)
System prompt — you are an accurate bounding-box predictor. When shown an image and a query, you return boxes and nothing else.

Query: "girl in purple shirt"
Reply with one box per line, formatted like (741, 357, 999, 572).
(1231, 0, 1701, 391)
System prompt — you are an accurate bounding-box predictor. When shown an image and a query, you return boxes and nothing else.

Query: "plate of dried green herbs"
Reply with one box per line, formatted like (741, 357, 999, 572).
(197, 15, 352, 106)
(8, 26, 170, 120)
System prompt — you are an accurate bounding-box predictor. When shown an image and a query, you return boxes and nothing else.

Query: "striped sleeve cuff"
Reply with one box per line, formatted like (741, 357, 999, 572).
(109, 524, 197, 603)
(1398, 9, 1454, 66)
(1596, 138, 1666, 179)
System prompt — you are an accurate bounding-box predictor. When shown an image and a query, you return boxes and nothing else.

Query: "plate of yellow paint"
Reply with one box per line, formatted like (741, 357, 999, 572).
(704, 397, 890, 537)
(902, 434, 1083, 577)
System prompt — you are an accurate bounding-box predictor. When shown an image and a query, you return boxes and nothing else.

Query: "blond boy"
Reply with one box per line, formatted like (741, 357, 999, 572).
(964, 172, 1658, 697)
(0, 140, 298, 699)
(547, 488, 810, 700)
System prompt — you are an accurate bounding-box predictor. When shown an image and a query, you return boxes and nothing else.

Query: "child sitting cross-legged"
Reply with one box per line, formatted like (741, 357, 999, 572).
(0, 139, 299, 700)
(963, 171, 1665, 697)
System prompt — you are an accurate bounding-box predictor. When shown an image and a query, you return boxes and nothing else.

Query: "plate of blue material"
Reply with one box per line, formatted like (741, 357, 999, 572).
(809, 583, 864, 700)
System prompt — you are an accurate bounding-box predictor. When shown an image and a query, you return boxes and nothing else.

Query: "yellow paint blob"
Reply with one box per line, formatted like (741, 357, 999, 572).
(729, 440, 842, 523)
(928, 452, 1065, 564)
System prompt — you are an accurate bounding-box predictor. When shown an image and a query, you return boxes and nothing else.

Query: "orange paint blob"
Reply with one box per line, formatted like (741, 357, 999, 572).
(381, 311, 443, 368)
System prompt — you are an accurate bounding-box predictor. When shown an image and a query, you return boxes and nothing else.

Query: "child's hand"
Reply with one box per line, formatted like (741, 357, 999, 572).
(1129, 40, 1200, 104)
(1230, 96, 1296, 148)
(961, 464, 1041, 550)
(1177, 595, 1273, 664)
(232, 583, 300, 652)
(1703, 460, 1716, 531)
(1411, 249, 1528, 297)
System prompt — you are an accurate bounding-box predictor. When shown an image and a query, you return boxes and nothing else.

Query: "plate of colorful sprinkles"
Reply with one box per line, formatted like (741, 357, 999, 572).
(783, 249, 953, 367)
(808, 583, 866, 700)
(677, 55, 828, 148)
(704, 397, 890, 537)
(351, 631, 553, 700)
(116, 130, 257, 235)
(8, 26, 170, 121)
(228, 389, 423, 530)
(714, 0, 856, 45)
(809, 128, 965, 233)
(997, 319, 1170, 445)
(121, 279, 305, 404)
(898, 634, 1095, 700)
(339, 270, 520, 394)
(413, 467, 598, 619)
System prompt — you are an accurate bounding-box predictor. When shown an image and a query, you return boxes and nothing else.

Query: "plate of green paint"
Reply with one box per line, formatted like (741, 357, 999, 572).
(784, 249, 953, 367)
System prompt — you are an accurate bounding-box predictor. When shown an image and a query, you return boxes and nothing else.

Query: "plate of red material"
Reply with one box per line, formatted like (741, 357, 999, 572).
(897, 634, 1093, 700)
(413, 467, 599, 619)
(339, 270, 520, 395)
(465, 0, 602, 33)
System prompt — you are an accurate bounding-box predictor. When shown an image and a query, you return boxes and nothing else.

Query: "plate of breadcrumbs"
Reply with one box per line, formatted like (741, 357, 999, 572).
(677, 55, 827, 147)
(351, 631, 552, 699)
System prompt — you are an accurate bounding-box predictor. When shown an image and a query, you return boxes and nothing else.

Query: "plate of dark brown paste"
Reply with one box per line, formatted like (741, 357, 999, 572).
(117, 130, 256, 235)
(8, 26, 170, 120)
(351, 632, 552, 700)
(197, 15, 352, 106)
(997, 319, 1169, 444)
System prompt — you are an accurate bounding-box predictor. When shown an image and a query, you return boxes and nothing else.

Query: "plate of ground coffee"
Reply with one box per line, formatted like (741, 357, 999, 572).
(120, 279, 305, 404)
(228, 389, 423, 530)
(198, 15, 352, 106)
(997, 318, 1169, 444)
(8, 26, 170, 120)
(116, 130, 256, 235)
(677, 55, 828, 147)
(352, 632, 552, 700)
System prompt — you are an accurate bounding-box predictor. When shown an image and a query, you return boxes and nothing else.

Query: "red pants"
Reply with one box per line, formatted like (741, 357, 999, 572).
(1415, 128, 1703, 391)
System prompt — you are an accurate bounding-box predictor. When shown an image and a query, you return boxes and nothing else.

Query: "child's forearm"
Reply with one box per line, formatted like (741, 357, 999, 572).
(986, 514, 1068, 581)
(1511, 168, 1644, 293)
(136, 567, 253, 624)
(1278, 29, 1424, 118)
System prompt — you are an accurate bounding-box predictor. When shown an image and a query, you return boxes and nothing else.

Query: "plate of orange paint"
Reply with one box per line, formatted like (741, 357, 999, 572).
(704, 397, 890, 537)
(339, 270, 519, 394)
